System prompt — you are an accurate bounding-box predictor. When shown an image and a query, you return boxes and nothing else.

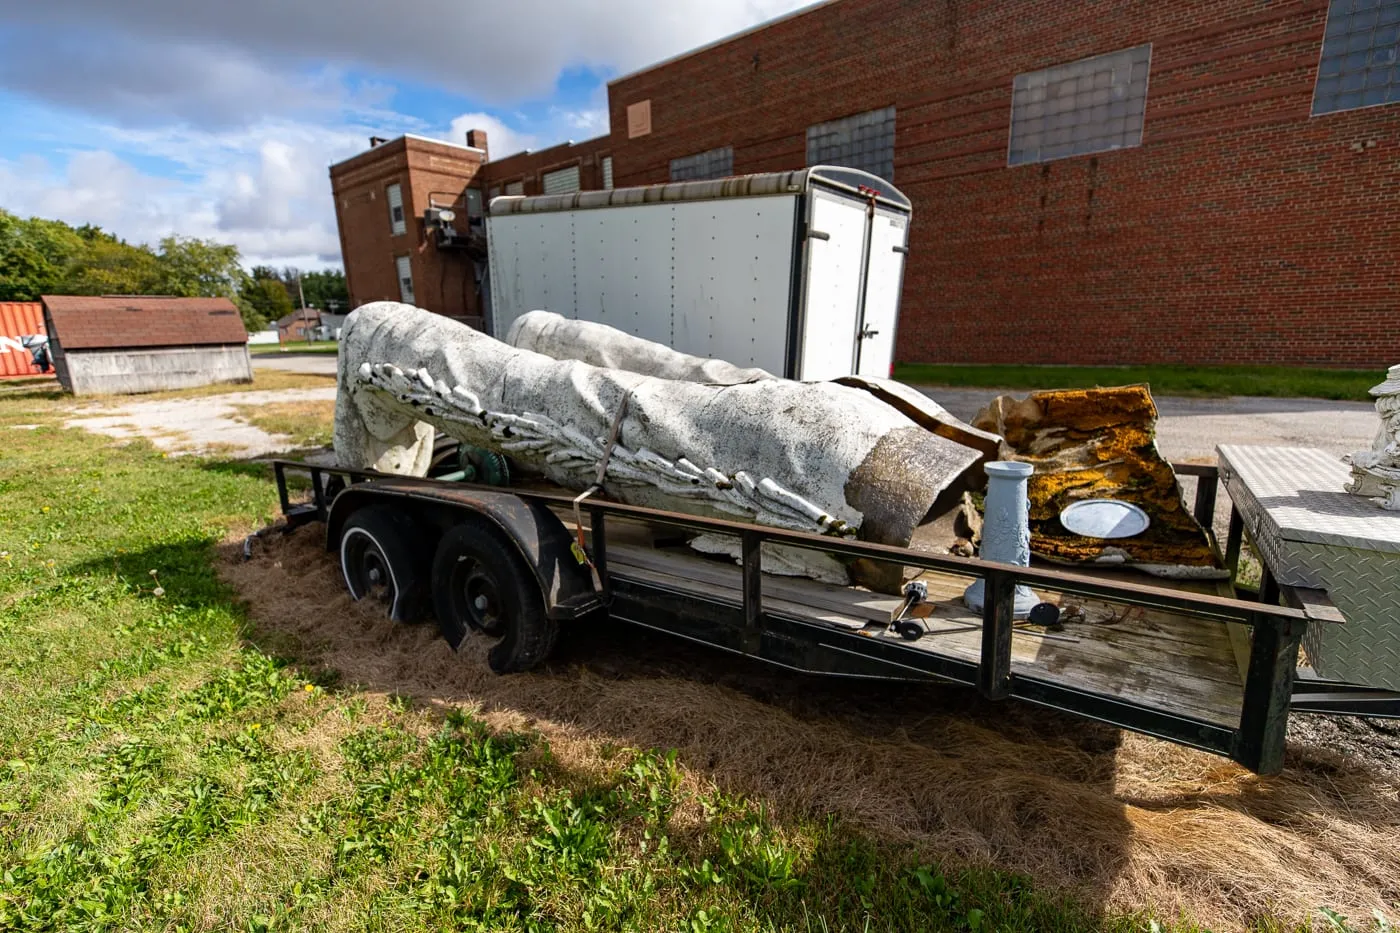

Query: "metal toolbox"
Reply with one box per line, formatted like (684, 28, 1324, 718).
(1218, 445, 1400, 691)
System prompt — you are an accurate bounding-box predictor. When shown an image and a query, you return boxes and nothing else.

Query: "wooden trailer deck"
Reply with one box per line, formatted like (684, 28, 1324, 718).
(273, 459, 1325, 773)
(606, 540, 1247, 728)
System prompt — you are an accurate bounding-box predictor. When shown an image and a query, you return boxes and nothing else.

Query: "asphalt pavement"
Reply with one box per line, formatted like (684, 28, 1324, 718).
(921, 386, 1377, 462)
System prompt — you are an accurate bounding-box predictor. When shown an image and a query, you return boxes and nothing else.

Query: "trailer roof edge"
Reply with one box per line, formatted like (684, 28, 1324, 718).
(486, 166, 911, 216)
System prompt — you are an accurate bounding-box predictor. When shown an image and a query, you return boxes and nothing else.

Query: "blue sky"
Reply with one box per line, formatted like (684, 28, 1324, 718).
(0, 0, 811, 269)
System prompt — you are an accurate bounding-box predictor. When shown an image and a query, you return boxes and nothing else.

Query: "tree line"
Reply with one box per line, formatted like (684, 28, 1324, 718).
(0, 208, 348, 332)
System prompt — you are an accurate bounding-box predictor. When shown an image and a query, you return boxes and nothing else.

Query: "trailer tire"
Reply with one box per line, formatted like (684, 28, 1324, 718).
(432, 521, 557, 673)
(339, 505, 430, 623)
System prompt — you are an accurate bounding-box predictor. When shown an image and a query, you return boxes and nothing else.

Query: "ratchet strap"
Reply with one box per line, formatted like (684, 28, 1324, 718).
(570, 388, 634, 571)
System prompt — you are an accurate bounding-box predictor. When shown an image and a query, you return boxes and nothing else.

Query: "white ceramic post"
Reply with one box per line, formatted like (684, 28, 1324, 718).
(964, 460, 1039, 618)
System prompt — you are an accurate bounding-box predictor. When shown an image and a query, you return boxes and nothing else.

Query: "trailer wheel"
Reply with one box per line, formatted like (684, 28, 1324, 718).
(339, 506, 430, 623)
(432, 521, 557, 674)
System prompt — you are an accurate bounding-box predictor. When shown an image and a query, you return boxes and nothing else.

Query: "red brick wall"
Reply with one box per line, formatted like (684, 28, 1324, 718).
(477, 136, 613, 197)
(606, 0, 1400, 368)
(330, 137, 486, 324)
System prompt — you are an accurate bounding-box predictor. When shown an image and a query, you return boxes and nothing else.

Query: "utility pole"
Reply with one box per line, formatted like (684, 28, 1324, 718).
(297, 275, 311, 344)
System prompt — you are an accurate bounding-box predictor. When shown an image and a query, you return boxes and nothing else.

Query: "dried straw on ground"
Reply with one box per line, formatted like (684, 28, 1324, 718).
(220, 527, 1400, 930)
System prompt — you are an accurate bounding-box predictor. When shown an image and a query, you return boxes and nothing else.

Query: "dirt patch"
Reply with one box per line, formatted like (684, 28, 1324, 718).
(232, 400, 336, 450)
(221, 526, 1400, 931)
(66, 386, 337, 458)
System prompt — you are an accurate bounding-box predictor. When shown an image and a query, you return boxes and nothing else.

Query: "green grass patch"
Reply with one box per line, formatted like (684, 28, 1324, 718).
(0, 389, 1381, 931)
(250, 341, 340, 356)
(893, 363, 1382, 401)
(233, 400, 336, 449)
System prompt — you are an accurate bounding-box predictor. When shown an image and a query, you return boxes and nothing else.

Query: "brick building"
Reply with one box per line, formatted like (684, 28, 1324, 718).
(479, 136, 615, 199)
(330, 133, 490, 327)
(334, 0, 1400, 368)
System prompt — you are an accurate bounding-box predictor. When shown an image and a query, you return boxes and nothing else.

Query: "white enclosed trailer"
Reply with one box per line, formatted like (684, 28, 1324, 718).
(485, 167, 912, 381)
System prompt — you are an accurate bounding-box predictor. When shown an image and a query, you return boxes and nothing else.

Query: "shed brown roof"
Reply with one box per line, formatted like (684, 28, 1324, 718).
(41, 295, 247, 350)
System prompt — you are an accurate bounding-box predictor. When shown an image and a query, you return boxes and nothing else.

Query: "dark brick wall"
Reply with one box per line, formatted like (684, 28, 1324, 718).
(330, 136, 486, 324)
(600, 0, 1400, 368)
(477, 136, 613, 197)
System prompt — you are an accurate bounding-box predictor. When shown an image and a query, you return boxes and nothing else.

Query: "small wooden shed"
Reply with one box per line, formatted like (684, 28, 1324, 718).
(42, 295, 253, 395)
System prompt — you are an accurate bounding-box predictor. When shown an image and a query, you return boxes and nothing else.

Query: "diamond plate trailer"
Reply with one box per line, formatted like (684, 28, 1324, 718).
(267, 459, 1399, 776)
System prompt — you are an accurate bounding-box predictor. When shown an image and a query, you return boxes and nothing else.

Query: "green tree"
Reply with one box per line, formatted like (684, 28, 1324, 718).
(0, 210, 82, 299)
(156, 236, 244, 299)
(238, 276, 293, 331)
(299, 269, 349, 312)
(62, 236, 164, 296)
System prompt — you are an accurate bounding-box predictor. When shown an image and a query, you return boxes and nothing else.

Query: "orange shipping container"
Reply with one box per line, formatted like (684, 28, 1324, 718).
(0, 302, 48, 378)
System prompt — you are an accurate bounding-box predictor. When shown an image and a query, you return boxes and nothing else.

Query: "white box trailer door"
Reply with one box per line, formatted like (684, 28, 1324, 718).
(798, 189, 867, 381)
(855, 205, 909, 379)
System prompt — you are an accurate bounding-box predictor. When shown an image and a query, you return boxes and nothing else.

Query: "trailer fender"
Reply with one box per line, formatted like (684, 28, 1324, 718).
(326, 482, 602, 621)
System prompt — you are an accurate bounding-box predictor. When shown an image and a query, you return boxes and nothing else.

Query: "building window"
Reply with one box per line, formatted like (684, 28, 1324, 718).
(387, 183, 407, 236)
(488, 186, 501, 201)
(542, 165, 581, 194)
(395, 255, 414, 304)
(807, 107, 896, 182)
(601, 156, 614, 189)
(465, 189, 483, 220)
(670, 146, 733, 182)
(505, 181, 524, 196)
(1009, 45, 1151, 166)
(1314, 0, 1400, 115)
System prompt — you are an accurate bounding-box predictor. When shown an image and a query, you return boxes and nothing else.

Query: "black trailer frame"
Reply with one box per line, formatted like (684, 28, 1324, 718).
(268, 459, 1397, 776)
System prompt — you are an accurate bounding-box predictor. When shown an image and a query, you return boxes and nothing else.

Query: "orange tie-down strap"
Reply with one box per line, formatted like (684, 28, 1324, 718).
(571, 387, 635, 571)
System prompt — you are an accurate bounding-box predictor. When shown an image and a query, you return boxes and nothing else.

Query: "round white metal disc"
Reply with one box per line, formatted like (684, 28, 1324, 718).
(1059, 499, 1151, 539)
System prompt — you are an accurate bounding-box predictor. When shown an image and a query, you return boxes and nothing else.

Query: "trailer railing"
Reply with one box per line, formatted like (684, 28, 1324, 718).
(269, 459, 1353, 774)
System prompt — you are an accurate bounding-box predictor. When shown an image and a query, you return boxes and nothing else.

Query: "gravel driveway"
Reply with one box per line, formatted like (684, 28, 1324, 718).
(66, 386, 337, 458)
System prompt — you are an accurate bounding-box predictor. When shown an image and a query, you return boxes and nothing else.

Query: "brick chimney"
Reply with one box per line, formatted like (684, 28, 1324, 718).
(466, 128, 489, 159)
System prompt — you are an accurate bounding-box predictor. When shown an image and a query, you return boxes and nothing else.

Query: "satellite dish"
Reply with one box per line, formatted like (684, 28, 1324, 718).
(1059, 499, 1150, 539)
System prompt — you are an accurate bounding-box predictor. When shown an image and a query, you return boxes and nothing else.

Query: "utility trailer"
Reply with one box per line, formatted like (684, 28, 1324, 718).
(485, 167, 912, 381)
(268, 459, 1400, 776)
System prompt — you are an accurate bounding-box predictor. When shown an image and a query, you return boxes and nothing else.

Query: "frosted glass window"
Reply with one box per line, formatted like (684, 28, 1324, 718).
(395, 255, 414, 304)
(601, 155, 614, 189)
(386, 183, 406, 235)
(806, 107, 896, 181)
(1009, 45, 1151, 166)
(670, 146, 733, 182)
(504, 181, 524, 196)
(1314, 0, 1400, 115)
(542, 165, 581, 194)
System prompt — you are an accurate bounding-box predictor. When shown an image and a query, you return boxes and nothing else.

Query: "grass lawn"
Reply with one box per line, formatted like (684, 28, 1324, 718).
(250, 341, 340, 356)
(1, 388, 1391, 932)
(0, 394, 1114, 932)
(893, 363, 1383, 401)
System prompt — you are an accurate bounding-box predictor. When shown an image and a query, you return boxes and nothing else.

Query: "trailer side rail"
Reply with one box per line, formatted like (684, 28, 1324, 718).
(270, 460, 1364, 774)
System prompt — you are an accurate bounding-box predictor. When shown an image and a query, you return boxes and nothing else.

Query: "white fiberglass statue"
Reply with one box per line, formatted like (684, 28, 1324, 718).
(334, 303, 982, 556)
(1348, 364, 1400, 511)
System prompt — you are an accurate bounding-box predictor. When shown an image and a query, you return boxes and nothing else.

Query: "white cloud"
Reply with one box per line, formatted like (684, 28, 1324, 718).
(549, 106, 609, 136)
(0, 121, 365, 268)
(0, 0, 817, 267)
(0, 0, 815, 107)
(447, 113, 538, 162)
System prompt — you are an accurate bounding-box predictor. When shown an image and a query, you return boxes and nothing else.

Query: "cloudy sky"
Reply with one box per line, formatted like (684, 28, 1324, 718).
(0, 0, 812, 269)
